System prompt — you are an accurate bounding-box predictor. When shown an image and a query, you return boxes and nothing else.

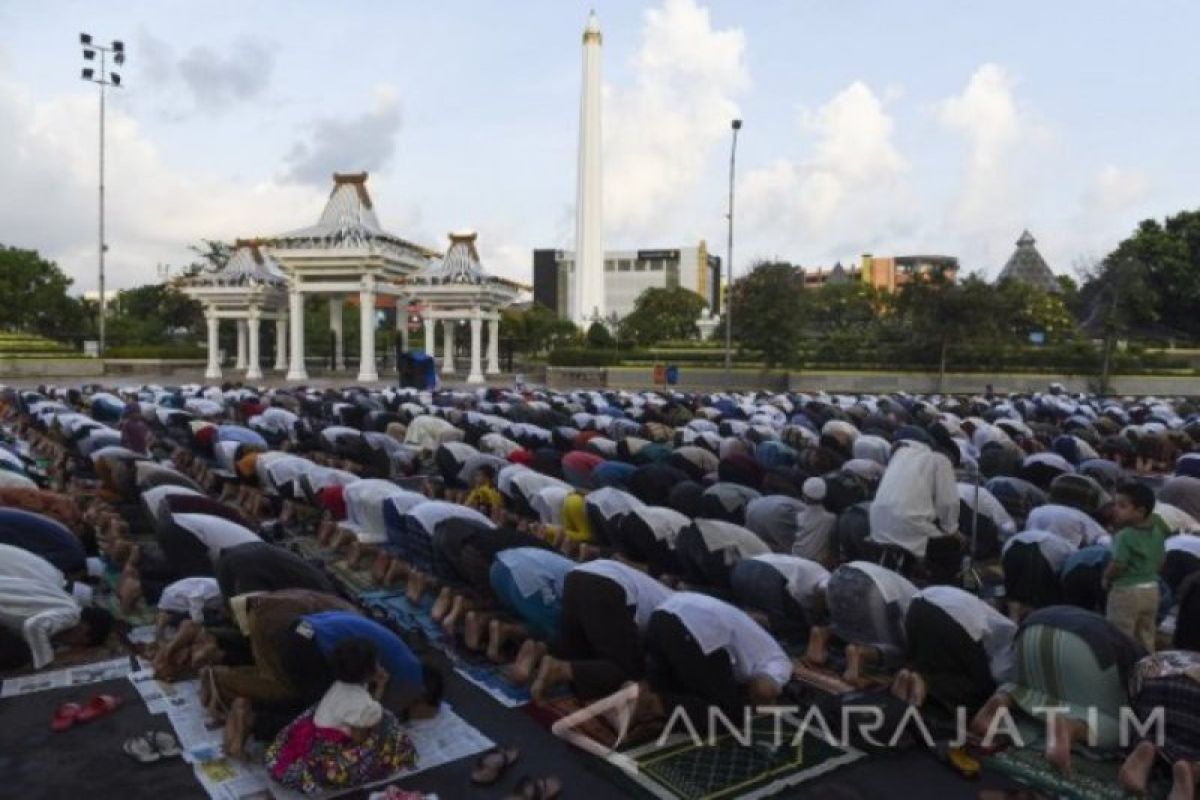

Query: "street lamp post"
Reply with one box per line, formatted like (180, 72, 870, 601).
(722, 119, 742, 388)
(80, 33, 125, 358)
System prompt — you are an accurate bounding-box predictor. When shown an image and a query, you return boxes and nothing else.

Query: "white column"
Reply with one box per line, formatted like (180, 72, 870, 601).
(274, 316, 288, 371)
(329, 296, 345, 371)
(204, 309, 222, 380)
(246, 308, 263, 380)
(235, 319, 248, 370)
(397, 302, 410, 354)
(442, 319, 455, 374)
(467, 310, 484, 384)
(286, 287, 308, 381)
(573, 10, 606, 325)
(423, 316, 436, 359)
(487, 316, 501, 374)
(357, 278, 379, 383)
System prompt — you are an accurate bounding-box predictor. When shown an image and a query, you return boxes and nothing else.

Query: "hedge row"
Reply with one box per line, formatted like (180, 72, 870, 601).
(103, 345, 207, 359)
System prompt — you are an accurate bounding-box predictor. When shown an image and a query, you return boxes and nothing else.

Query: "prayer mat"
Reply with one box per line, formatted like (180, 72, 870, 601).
(362, 592, 536, 708)
(981, 746, 1163, 800)
(283, 537, 382, 598)
(525, 695, 662, 750)
(603, 715, 863, 800)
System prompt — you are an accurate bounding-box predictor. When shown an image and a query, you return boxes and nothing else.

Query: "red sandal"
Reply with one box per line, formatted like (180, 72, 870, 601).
(76, 693, 123, 724)
(51, 702, 83, 732)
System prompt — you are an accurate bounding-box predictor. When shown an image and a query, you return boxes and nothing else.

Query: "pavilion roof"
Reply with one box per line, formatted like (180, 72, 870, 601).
(410, 231, 520, 290)
(269, 172, 439, 259)
(177, 239, 286, 288)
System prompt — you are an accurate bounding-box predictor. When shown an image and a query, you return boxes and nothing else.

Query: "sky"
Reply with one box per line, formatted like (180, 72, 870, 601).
(1, 0, 1198, 294)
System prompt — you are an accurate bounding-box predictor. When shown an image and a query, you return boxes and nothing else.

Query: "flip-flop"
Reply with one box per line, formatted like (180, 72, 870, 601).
(77, 693, 123, 723)
(123, 734, 161, 764)
(505, 775, 562, 800)
(470, 746, 520, 785)
(150, 731, 182, 758)
(51, 702, 83, 732)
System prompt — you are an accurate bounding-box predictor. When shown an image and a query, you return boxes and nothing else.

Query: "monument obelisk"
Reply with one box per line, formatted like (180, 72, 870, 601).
(573, 10, 605, 326)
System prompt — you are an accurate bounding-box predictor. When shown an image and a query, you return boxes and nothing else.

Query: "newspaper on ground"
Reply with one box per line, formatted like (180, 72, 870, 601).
(2, 656, 135, 698)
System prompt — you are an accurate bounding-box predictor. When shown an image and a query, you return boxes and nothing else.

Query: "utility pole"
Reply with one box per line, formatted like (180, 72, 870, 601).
(722, 119, 742, 388)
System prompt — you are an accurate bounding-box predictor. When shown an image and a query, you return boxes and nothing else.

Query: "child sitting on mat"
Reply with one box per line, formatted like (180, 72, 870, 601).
(266, 638, 417, 794)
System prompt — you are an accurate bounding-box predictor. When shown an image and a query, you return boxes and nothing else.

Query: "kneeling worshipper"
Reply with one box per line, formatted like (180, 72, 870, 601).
(522, 559, 674, 702)
(215, 540, 334, 598)
(674, 519, 770, 592)
(743, 493, 806, 552)
(473, 546, 574, 662)
(580, 486, 645, 554)
(265, 638, 418, 795)
(0, 507, 90, 578)
(805, 560, 919, 685)
(0, 574, 113, 670)
(868, 439, 962, 578)
(611, 505, 691, 577)
(1117, 650, 1200, 800)
(730, 553, 829, 642)
(1001, 528, 1077, 621)
(1026, 502, 1111, 548)
(1163, 532, 1200, 596)
(391, 499, 496, 601)
(641, 591, 792, 724)
(895, 585, 1016, 716)
(970, 605, 1144, 776)
(790, 477, 839, 566)
(1059, 543, 1113, 613)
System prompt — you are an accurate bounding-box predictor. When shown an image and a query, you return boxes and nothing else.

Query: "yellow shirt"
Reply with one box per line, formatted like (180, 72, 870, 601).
(465, 484, 503, 514)
(561, 492, 594, 543)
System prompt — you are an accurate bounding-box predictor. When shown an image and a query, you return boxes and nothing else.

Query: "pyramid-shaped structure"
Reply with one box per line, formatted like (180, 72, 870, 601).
(997, 230, 1059, 293)
(415, 231, 489, 285)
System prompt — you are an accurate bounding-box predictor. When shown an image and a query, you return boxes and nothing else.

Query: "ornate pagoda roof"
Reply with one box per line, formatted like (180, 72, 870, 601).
(178, 239, 286, 288)
(412, 232, 512, 287)
(997, 230, 1059, 293)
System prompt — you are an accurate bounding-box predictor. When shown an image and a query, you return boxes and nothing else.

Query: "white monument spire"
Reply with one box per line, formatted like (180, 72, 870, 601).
(573, 9, 605, 325)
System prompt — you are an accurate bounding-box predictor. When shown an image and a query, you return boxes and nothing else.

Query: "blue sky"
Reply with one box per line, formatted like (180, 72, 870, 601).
(1, 0, 1197, 292)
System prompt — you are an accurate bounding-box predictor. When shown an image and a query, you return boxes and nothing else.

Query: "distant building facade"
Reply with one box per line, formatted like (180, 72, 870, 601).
(533, 242, 721, 320)
(860, 253, 959, 292)
(997, 230, 1060, 293)
(802, 261, 860, 289)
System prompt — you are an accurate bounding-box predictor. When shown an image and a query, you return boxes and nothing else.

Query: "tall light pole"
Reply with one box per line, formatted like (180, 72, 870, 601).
(722, 118, 742, 387)
(80, 33, 125, 357)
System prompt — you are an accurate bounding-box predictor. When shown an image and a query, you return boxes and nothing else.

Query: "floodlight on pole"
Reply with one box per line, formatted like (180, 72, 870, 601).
(79, 33, 126, 358)
(722, 118, 742, 388)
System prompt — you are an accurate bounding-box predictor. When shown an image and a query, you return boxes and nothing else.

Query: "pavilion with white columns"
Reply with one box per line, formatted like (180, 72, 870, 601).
(177, 240, 288, 382)
(267, 173, 437, 383)
(405, 231, 520, 384)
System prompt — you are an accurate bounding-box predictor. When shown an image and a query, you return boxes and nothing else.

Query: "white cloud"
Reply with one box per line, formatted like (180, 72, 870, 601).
(601, 0, 748, 242)
(0, 65, 323, 291)
(283, 86, 403, 187)
(135, 32, 275, 114)
(738, 81, 914, 266)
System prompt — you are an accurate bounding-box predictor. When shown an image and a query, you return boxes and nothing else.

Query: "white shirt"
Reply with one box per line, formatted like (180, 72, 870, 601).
(531, 486, 570, 526)
(406, 501, 495, 535)
(171, 513, 260, 564)
(1026, 504, 1109, 548)
(585, 488, 645, 522)
(791, 503, 838, 563)
(1155, 503, 1200, 534)
(509, 469, 571, 500)
(1166, 532, 1200, 558)
(655, 592, 793, 689)
(842, 561, 920, 611)
(142, 484, 202, 524)
(1003, 529, 1076, 572)
(575, 559, 673, 631)
(694, 520, 771, 563)
(749, 554, 829, 610)
(314, 681, 382, 734)
(0, 576, 80, 669)
(627, 506, 691, 545)
(0, 543, 64, 588)
(916, 585, 1016, 683)
(869, 442, 960, 557)
(157, 577, 222, 622)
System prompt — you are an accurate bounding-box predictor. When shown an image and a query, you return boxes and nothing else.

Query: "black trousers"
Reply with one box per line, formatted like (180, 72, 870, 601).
(645, 610, 748, 726)
(729, 559, 810, 642)
(675, 526, 735, 590)
(1002, 541, 1061, 608)
(904, 597, 995, 714)
(613, 515, 681, 578)
(1163, 550, 1200, 596)
(554, 571, 644, 700)
(1061, 562, 1106, 613)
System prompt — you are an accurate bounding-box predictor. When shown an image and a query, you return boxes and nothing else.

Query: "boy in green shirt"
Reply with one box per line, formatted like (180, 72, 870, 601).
(1102, 482, 1168, 652)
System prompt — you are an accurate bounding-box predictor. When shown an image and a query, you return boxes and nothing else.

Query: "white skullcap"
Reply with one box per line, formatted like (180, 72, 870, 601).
(802, 477, 827, 503)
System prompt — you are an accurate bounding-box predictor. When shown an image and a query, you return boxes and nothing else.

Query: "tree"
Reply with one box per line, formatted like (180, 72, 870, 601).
(993, 279, 1078, 343)
(585, 320, 615, 349)
(618, 286, 708, 346)
(500, 303, 577, 354)
(106, 283, 205, 347)
(0, 246, 87, 340)
(894, 272, 996, 384)
(804, 282, 888, 335)
(1079, 254, 1156, 394)
(183, 240, 233, 277)
(729, 261, 807, 367)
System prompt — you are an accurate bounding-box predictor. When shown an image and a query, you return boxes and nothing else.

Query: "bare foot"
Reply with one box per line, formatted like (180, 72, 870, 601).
(530, 654, 571, 702)
(117, 571, 143, 614)
(908, 671, 927, 707)
(406, 570, 427, 603)
(442, 595, 470, 637)
(510, 640, 547, 686)
(370, 551, 392, 585)
(486, 619, 506, 663)
(971, 693, 1012, 740)
(464, 611, 487, 651)
(223, 697, 253, 760)
(383, 558, 409, 585)
(1045, 715, 1075, 775)
(890, 669, 912, 703)
(1169, 760, 1196, 800)
(843, 644, 865, 684)
(190, 632, 222, 670)
(1119, 741, 1157, 796)
(316, 519, 337, 546)
(804, 627, 830, 667)
(431, 587, 454, 622)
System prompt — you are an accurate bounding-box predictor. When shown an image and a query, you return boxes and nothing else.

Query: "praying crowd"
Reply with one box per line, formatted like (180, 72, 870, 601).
(2, 381, 1200, 799)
